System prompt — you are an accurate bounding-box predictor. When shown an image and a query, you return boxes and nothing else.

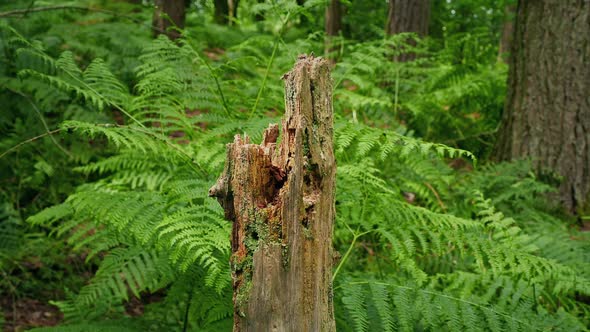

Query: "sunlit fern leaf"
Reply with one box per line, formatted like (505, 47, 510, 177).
(335, 121, 475, 163)
(27, 203, 73, 227)
(83, 58, 130, 108)
(163, 178, 212, 204)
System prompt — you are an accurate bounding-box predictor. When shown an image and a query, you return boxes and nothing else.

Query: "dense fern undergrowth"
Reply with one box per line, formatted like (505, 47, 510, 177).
(1, 1, 589, 331)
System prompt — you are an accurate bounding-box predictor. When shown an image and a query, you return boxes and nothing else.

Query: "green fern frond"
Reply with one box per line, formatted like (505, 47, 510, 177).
(341, 283, 369, 332)
(27, 202, 73, 227)
(0, 203, 22, 253)
(335, 121, 475, 163)
(84, 58, 130, 107)
(336, 279, 586, 332)
(156, 204, 230, 290)
(67, 190, 165, 244)
(29, 320, 146, 332)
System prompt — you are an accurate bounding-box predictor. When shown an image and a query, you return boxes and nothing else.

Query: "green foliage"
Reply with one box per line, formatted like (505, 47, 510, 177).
(0, 0, 588, 331)
(337, 278, 586, 332)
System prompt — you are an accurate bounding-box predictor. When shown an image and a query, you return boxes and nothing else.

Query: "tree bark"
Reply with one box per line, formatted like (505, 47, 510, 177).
(494, 0, 590, 214)
(497, 5, 515, 63)
(152, 0, 186, 40)
(324, 0, 342, 60)
(209, 55, 336, 331)
(385, 0, 430, 61)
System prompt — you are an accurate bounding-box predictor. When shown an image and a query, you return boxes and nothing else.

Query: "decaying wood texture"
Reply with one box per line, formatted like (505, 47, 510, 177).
(209, 55, 336, 331)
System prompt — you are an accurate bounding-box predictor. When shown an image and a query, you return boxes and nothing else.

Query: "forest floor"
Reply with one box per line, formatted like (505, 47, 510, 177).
(1, 290, 165, 331)
(1, 297, 61, 332)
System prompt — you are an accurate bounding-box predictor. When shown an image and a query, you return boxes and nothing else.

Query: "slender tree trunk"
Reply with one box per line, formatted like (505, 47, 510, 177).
(228, 0, 239, 25)
(152, 0, 186, 40)
(325, 0, 342, 59)
(214, 0, 229, 24)
(209, 55, 336, 331)
(497, 5, 515, 63)
(494, 0, 590, 215)
(385, 0, 430, 61)
(214, 0, 238, 25)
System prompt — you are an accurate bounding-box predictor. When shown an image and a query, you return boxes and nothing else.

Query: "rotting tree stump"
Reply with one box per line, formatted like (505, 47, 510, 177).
(209, 55, 336, 332)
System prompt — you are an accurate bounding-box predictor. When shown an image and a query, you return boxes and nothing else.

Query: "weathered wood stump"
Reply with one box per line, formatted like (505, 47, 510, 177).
(209, 55, 336, 332)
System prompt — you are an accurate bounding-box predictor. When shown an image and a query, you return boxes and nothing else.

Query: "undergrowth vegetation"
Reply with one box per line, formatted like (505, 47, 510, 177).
(1, 0, 588, 331)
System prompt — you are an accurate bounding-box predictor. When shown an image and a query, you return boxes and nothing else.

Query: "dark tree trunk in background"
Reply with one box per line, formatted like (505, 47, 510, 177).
(497, 5, 515, 63)
(214, 0, 239, 25)
(229, 0, 239, 24)
(385, 0, 430, 61)
(209, 55, 336, 331)
(254, 0, 264, 22)
(214, 0, 229, 24)
(297, 0, 308, 26)
(494, 0, 590, 215)
(324, 0, 342, 59)
(152, 0, 186, 40)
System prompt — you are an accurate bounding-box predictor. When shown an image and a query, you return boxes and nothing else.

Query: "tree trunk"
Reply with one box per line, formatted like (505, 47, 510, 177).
(214, 0, 239, 25)
(494, 0, 590, 215)
(385, 0, 430, 61)
(324, 0, 342, 60)
(497, 5, 515, 63)
(209, 55, 336, 331)
(297, 0, 308, 26)
(152, 0, 186, 40)
(228, 0, 239, 25)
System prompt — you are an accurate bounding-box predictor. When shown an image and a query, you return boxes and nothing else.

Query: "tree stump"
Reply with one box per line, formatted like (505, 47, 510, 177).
(209, 55, 336, 331)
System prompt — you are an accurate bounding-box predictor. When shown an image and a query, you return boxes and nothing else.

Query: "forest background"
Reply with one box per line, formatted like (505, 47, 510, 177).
(0, 0, 589, 331)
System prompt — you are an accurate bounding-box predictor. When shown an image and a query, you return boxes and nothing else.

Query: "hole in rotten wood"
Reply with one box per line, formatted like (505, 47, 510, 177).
(288, 128, 296, 147)
(267, 165, 287, 205)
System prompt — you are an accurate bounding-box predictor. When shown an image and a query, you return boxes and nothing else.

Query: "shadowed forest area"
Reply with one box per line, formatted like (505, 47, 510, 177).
(0, 0, 589, 331)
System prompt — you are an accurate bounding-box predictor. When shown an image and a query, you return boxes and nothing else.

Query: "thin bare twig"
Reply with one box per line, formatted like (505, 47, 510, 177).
(8, 88, 73, 158)
(423, 181, 447, 211)
(0, 129, 64, 160)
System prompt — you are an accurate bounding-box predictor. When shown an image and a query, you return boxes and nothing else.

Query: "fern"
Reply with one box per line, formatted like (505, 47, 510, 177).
(335, 121, 475, 163)
(3, 4, 588, 330)
(336, 279, 586, 332)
